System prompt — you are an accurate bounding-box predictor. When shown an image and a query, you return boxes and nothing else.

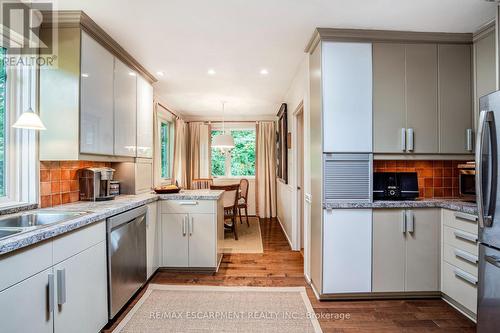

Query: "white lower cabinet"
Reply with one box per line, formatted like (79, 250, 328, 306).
(186, 213, 216, 267)
(54, 241, 108, 333)
(0, 221, 108, 333)
(146, 202, 160, 278)
(322, 209, 372, 294)
(0, 267, 54, 333)
(161, 213, 189, 267)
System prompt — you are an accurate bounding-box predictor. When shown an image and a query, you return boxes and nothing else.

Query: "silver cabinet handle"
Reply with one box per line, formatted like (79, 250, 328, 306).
(179, 201, 198, 206)
(401, 128, 406, 151)
(454, 212, 478, 223)
(453, 230, 478, 243)
(454, 268, 478, 285)
(57, 269, 66, 305)
(406, 128, 414, 152)
(401, 210, 407, 233)
(189, 216, 193, 236)
(454, 249, 478, 264)
(406, 210, 414, 233)
(48, 273, 55, 313)
(182, 216, 187, 236)
(466, 128, 473, 152)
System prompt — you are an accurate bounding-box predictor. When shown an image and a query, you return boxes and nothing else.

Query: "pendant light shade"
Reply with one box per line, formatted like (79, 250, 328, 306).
(12, 108, 46, 130)
(212, 101, 234, 149)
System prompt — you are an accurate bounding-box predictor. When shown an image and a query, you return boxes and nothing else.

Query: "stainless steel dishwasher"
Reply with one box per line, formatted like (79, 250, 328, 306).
(107, 205, 147, 319)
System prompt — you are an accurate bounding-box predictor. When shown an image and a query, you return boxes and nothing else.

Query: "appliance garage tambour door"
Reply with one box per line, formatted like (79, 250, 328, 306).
(323, 153, 373, 203)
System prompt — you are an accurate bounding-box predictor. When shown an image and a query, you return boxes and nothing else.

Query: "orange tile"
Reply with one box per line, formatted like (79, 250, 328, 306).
(61, 181, 71, 193)
(433, 168, 443, 177)
(40, 169, 51, 182)
(433, 178, 442, 188)
(443, 178, 452, 188)
(40, 182, 51, 196)
(424, 178, 433, 187)
(51, 181, 60, 194)
(444, 188, 453, 197)
(69, 169, 78, 180)
(61, 169, 71, 181)
(433, 161, 444, 167)
(443, 168, 453, 177)
(51, 194, 61, 206)
(422, 169, 433, 177)
(70, 180, 79, 192)
(40, 195, 51, 208)
(61, 193, 71, 204)
(434, 188, 444, 197)
(424, 188, 433, 198)
(50, 169, 61, 181)
(70, 191, 80, 202)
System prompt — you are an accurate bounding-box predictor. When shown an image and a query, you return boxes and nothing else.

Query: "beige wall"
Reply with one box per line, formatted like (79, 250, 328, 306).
(213, 177, 256, 216)
(276, 54, 311, 255)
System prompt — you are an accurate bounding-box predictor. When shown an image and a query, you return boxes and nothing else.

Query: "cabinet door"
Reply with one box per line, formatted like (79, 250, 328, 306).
(405, 209, 440, 292)
(474, 31, 496, 129)
(322, 42, 372, 153)
(161, 214, 189, 267)
(0, 268, 54, 333)
(406, 44, 439, 153)
(80, 32, 114, 155)
(323, 209, 372, 293)
(438, 44, 473, 154)
(137, 76, 154, 158)
(114, 58, 137, 157)
(54, 241, 108, 333)
(188, 214, 216, 268)
(373, 43, 406, 153)
(146, 202, 160, 278)
(372, 209, 406, 292)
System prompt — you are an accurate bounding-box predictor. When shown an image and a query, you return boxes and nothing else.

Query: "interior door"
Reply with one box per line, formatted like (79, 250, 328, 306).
(0, 268, 54, 333)
(405, 209, 440, 292)
(161, 214, 189, 267)
(54, 242, 108, 333)
(188, 214, 216, 268)
(372, 209, 406, 292)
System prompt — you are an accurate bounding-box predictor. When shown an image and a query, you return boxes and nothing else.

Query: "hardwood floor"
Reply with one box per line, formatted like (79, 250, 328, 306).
(104, 218, 475, 332)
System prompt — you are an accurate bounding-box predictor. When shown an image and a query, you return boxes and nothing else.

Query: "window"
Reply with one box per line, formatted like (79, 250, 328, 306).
(160, 120, 173, 179)
(0, 48, 6, 198)
(211, 129, 256, 177)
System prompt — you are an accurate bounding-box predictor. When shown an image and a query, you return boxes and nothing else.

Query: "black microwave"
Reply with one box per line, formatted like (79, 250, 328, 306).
(458, 162, 476, 202)
(373, 172, 419, 200)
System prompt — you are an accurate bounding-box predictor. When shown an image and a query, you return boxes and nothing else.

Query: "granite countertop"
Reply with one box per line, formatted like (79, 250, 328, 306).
(158, 189, 224, 200)
(324, 199, 478, 215)
(0, 190, 225, 256)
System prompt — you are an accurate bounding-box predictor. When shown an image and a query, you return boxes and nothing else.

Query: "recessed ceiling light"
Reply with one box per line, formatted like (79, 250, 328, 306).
(260, 69, 269, 75)
(207, 69, 216, 75)
(156, 71, 164, 77)
(128, 72, 136, 77)
(81, 73, 89, 78)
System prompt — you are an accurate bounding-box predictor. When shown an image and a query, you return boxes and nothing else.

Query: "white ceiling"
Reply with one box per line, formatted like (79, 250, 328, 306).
(57, 0, 496, 118)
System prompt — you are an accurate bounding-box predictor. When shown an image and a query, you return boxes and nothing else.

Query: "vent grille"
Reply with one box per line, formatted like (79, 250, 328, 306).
(324, 154, 372, 202)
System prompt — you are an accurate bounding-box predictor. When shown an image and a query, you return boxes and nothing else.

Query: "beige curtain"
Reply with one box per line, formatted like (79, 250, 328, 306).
(187, 122, 211, 188)
(256, 121, 277, 218)
(173, 118, 188, 188)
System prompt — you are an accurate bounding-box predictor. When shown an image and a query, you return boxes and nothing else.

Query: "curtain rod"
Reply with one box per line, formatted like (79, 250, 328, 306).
(186, 120, 275, 124)
(157, 101, 181, 120)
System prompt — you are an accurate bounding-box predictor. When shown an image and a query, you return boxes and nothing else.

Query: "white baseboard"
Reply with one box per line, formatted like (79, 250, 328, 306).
(276, 215, 295, 250)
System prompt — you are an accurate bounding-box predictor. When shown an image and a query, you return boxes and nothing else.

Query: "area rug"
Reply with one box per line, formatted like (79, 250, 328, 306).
(112, 285, 322, 333)
(221, 217, 264, 253)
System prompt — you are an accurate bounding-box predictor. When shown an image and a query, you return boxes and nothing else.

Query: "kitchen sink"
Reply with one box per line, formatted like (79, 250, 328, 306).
(0, 211, 89, 240)
(0, 228, 23, 240)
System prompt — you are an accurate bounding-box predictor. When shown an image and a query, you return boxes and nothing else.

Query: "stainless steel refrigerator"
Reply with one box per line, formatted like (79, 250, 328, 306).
(477, 91, 500, 332)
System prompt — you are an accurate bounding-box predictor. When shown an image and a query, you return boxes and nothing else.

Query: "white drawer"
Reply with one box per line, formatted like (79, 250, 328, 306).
(161, 200, 215, 214)
(442, 262, 477, 314)
(443, 243, 478, 276)
(0, 241, 52, 292)
(443, 225, 478, 256)
(53, 220, 106, 264)
(442, 209, 478, 235)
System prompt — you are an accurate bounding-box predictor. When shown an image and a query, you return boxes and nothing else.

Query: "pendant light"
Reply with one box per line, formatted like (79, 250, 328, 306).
(12, 65, 46, 130)
(212, 101, 234, 149)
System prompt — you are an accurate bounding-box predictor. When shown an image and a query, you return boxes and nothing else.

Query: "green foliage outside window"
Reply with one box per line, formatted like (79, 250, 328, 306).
(0, 48, 6, 197)
(211, 129, 255, 177)
(160, 122, 169, 178)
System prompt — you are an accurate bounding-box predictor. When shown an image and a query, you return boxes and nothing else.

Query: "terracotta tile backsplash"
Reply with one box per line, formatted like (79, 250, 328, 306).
(40, 161, 111, 208)
(373, 160, 464, 199)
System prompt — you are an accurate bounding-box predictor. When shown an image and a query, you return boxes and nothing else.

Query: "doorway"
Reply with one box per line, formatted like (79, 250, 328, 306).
(294, 105, 305, 255)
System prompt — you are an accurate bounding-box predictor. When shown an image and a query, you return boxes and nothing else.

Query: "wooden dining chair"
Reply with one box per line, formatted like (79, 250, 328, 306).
(191, 178, 213, 190)
(238, 179, 250, 227)
(210, 184, 240, 240)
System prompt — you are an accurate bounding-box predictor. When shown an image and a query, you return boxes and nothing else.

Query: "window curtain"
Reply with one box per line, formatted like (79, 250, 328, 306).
(255, 121, 276, 218)
(172, 118, 188, 188)
(187, 122, 210, 188)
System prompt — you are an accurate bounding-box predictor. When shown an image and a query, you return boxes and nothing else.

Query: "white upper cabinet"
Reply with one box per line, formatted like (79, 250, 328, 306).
(114, 59, 138, 157)
(137, 76, 154, 158)
(80, 32, 114, 155)
(322, 42, 373, 153)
